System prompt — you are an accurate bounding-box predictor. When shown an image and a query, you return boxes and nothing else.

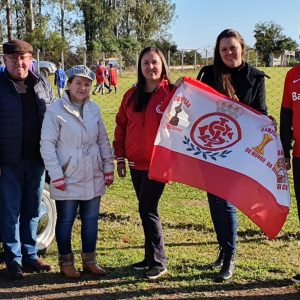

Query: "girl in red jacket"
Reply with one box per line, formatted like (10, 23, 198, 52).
(114, 47, 175, 280)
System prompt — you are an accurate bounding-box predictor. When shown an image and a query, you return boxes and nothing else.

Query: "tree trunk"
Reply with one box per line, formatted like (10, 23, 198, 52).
(0, 23, 3, 44)
(23, 0, 35, 33)
(5, 0, 14, 41)
(15, 0, 22, 39)
(61, 0, 65, 38)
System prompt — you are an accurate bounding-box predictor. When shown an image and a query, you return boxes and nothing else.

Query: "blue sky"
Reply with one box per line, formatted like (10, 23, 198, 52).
(170, 0, 300, 50)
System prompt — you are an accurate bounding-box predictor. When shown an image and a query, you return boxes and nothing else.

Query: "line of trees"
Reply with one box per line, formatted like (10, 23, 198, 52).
(0, 0, 178, 65)
(0, 2, 299, 67)
(254, 21, 298, 66)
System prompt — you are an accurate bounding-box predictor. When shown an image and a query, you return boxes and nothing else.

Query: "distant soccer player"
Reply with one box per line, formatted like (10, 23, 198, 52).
(92, 61, 111, 95)
(108, 63, 118, 94)
(54, 62, 66, 98)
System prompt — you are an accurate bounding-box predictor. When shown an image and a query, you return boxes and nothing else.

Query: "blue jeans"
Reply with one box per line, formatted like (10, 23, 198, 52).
(55, 197, 100, 255)
(207, 193, 237, 255)
(57, 87, 64, 98)
(0, 161, 45, 266)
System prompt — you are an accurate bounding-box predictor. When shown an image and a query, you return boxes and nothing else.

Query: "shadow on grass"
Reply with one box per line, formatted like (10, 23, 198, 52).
(99, 211, 299, 244)
(100, 212, 131, 223)
(0, 266, 299, 299)
(103, 240, 218, 251)
(100, 211, 216, 234)
(163, 221, 214, 233)
(236, 229, 300, 242)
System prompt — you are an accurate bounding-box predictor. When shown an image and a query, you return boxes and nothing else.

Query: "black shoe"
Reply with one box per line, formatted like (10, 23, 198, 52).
(214, 253, 236, 282)
(132, 260, 149, 271)
(144, 267, 167, 280)
(22, 258, 52, 273)
(209, 248, 224, 269)
(291, 274, 300, 283)
(6, 263, 24, 280)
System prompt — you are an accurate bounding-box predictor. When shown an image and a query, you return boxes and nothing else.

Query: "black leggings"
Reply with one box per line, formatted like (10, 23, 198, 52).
(292, 157, 300, 224)
(130, 168, 167, 269)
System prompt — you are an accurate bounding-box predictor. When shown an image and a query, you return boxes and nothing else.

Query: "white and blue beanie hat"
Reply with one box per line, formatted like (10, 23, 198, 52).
(66, 65, 95, 81)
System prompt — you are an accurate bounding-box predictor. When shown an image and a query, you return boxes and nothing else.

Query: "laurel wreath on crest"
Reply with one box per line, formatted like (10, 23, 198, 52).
(183, 136, 232, 161)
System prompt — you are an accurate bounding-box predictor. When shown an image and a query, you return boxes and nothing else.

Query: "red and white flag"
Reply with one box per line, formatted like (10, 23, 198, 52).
(149, 77, 290, 239)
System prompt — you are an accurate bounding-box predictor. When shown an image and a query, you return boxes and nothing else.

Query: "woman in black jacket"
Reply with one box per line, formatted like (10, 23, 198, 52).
(197, 29, 268, 282)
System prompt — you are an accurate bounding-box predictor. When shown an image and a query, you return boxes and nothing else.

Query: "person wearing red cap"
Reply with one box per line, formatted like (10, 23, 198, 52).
(0, 39, 55, 280)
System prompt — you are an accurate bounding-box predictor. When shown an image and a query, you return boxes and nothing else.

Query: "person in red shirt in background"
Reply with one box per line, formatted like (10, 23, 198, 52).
(92, 61, 111, 95)
(280, 63, 300, 284)
(108, 63, 118, 94)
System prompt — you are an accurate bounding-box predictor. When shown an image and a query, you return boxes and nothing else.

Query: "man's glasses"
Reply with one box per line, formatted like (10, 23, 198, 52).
(5, 54, 31, 62)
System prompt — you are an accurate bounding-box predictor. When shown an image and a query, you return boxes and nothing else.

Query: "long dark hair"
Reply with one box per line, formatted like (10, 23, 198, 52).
(135, 47, 171, 112)
(213, 29, 246, 100)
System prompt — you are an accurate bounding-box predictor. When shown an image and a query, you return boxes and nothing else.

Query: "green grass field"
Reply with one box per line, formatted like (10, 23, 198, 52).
(1, 67, 298, 299)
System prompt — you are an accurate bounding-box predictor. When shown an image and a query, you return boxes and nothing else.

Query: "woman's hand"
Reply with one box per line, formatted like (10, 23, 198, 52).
(284, 158, 291, 170)
(104, 172, 114, 186)
(174, 77, 184, 87)
(52, 177, 66, 191)
(268, 115, 278, 131)
(117, 162, 126, 177)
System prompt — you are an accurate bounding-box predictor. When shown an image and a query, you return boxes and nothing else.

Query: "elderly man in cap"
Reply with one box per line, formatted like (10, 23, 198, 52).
(0, 39, 55, 280)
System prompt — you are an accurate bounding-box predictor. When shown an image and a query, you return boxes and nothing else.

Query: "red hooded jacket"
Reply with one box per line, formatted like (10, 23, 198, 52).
(113, 79, 174, 170)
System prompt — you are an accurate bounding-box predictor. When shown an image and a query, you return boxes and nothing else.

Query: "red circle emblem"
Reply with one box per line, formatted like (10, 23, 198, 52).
(191, 112, 241, 151)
